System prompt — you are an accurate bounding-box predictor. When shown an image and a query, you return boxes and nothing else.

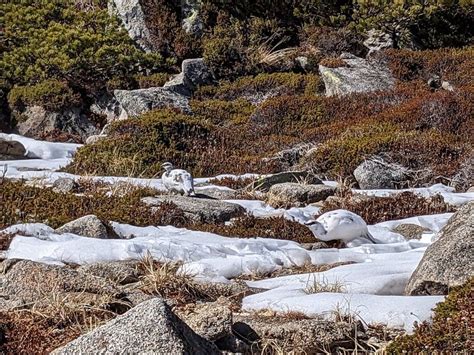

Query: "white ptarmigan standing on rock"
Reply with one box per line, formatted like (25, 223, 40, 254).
(305, 209, 377, 245)
(161, 162, 196, 196)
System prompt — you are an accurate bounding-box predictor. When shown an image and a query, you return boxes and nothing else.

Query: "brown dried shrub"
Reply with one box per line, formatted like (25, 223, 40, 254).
(321, 191, 455, 225)
(0, 180, 188, 229)
(190, 214, 316, 244)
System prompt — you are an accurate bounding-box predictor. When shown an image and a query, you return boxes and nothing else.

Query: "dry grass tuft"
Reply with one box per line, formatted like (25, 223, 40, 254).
(137, 254, 216, 305)
(304, 275, 346, 294)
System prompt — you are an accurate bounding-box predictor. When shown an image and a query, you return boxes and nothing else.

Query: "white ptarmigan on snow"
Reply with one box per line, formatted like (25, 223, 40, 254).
(305, 209, 377, 244)
(161, 162, 196, 196)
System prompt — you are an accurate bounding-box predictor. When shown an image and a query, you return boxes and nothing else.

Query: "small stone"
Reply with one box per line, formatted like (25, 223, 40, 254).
(56, 215, 109, 239)
(52, 177, 79, 193)
(393, 224, 426, 240)
(0, 139, 27, 160)
(267, 183, 336, 208)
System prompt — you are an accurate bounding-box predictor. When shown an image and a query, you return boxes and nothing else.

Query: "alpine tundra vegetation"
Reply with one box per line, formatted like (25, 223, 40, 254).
(0, 0, 473, 354)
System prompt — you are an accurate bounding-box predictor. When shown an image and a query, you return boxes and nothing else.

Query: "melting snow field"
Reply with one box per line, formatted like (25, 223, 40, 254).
(1, 135, 472, 332)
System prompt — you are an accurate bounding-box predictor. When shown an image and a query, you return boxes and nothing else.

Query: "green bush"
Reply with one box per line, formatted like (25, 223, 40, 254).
(136, 73, 171, 89)
(7, 80, 81, 111)
(0, 0, 164, 94)
(387, 278, 473, 352)
(195, 72, 323, 101)
(190, 98, 254, 125)
(66, 110, 214, 177)
(353, 0, 474, 49)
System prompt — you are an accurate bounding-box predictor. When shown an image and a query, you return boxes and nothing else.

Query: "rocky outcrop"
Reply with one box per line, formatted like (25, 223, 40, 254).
(53, 298, 219, 354)
(319, 53, 395, 97)
(108, 0, 154, 52)
(56, 215, 109, 239)
(251, 171, 322, 192)
(267, 183, 336, 208)
(114, 87, 191, 119)
(15, 105, 98, 141)
(142, 195, 245, 223)
(406, 202, 474, 295)
(164, 58, 214, 96)
(354, 157, 412, 189)
(0, 138, 26, 160)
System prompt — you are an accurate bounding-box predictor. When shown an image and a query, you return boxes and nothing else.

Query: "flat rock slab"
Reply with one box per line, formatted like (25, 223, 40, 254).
(267, 183, 336, 207)
(142, 195, 245, 223)
(53, 298, 219, 354)
(320, 53, 395, 97)
(114, 87, 191, 119)
(251, 171, 322, 192)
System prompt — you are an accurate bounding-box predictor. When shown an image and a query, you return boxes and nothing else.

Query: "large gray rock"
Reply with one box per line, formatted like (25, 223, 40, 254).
(0, 138, 26, 160)
(251, 171, 322, 192)
(354, 157, 412, 190)
(164, 58, 214, 96)
(406, 202, 474, 295)
(319, 53, 395, 97)
(56, 215, 109, 239)
(53, 298, 219, 354)
(267, 183, 336, 208)
(108, 0, 154, 52)
(0, 260, 120, 305)
(142, 195, 245, 223)
(15, 105, 98, 141)
(114, 87, 191, 119)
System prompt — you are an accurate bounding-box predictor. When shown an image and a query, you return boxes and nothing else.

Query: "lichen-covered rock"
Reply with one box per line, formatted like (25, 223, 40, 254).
(142, 196, 245, 223)
(53, 298, 219, 354)
(251, 171, 322, 192)
(56, 215, 109, 239)
(319, 53, 395, 97)
(164, 58, 214, 96)
(0, 138, 26, 160)
(406, 202, 474, 295)
(354, 157, 412, 190)
(114, 87, 191, 119)
(181, 0, 203, 35)
(267, 183, 336, 208)
(15, 105, 98, 141)
(108, 0, 153, 52)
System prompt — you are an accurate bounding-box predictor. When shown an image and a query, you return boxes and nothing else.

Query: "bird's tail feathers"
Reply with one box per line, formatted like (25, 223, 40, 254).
(365, 231, 377, 244)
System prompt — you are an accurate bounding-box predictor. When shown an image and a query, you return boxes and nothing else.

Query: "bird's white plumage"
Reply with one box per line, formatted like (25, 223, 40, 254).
(305, 209, 376, 244)
(161, 163, 195, 196)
